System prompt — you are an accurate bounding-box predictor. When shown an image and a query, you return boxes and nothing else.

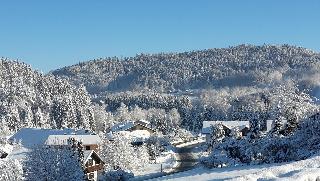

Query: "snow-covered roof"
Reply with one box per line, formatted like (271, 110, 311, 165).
(7, 146, 30, 160)
(83, 150, 94, 163)
(45, 135, 102, 146)
(111, 120, 154, 133)
(135, 119, 150, 125)
(107, 130, 151, 142)
(83, 150, 104, 164)
(9, 128, 92, 148)
(111, 121, 135, 132)
(202, 121, 249, 134)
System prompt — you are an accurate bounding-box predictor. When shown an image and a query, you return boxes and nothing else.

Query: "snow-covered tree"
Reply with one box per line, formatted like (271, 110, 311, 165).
(100, 132, 149, 173)
(0, 159, 23, 181)
(24, 141, 85, 181)
(53, 45, 320, 95)
(271, 115, 287, 136)
(207, 123, 226, 151)
(0, 59, 96, 132)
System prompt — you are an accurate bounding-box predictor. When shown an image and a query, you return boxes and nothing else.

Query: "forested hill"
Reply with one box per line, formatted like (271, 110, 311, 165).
(0, 59, 95, 133)
(51, 45, 320, 95)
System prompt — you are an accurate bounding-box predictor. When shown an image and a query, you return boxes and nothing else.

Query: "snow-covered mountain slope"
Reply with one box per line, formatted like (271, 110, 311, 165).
(51, 45, 320, 95)
(49, 45, 320, 134)
(154, 155, 320, 181)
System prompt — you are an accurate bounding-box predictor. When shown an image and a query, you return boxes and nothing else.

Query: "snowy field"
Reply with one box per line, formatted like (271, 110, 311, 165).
(153, 155, 320, 181)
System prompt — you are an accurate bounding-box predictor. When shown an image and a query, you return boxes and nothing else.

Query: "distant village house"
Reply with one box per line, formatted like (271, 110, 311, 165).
(108, 120, 156, 145)
(201, 121, 250, 142)
(110, 119, 155, 134)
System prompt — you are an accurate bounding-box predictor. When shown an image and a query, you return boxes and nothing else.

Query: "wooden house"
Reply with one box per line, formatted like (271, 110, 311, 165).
(84, 150, 105, 181)
(45, 135, 104, 181)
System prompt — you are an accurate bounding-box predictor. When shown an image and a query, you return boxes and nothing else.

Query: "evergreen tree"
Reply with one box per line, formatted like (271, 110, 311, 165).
(25, 144, 85, 181)
(0, 159, 23, 181)
(208, 123, 225, 151)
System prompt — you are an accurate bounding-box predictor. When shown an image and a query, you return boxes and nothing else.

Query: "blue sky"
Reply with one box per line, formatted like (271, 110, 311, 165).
(0, 0, 319, 72)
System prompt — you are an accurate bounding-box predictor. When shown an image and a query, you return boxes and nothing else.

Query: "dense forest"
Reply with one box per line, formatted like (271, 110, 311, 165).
(51, 45, 320, 132)
(52, 45, 320, 96)
(2, 45, 320, 134)
(1, 45, 320, 180)
(0, 59, 95, 134)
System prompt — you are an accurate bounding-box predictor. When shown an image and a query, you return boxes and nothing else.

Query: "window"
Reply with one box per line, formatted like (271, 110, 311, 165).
(96, 159, 100, 164)
(88, 173, 94, 180)
(87, 159, 93, 166)
(86, 146, 91, 150)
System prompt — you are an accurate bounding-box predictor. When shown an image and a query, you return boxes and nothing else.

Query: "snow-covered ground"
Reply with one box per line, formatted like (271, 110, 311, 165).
(153, 155, 320, 181)
(132, 150, 177, 181)
(135, 150, 176, 176)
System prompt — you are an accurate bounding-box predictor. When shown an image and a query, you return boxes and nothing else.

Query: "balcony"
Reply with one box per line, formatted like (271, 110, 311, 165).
(85, 164, 104, 173)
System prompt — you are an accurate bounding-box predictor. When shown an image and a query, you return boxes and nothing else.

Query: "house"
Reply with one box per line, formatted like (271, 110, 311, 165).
(84, 150, 105, 181)
(111, 120, 155, 134)
(9, 128, 104, 181)
(135, 119, 150, 127)
(45, 135, 103, 181)
(266, 119, 275, 132)
(108, 120, 156, 145)
(9, 128, 92, 148)
(201, 121, 250, 142)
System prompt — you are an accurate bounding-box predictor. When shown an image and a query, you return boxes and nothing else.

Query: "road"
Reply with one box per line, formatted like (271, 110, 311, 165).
(131, 140, 203, 181)
(170, 142, 200, 173)
(137, 139, 202, 181)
